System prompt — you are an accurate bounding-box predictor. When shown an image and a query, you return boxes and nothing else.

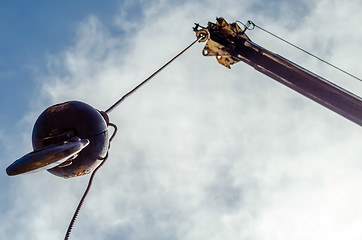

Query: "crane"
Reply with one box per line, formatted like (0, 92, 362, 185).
(6, 17, 362, 240)
(194, 17, 362, 126)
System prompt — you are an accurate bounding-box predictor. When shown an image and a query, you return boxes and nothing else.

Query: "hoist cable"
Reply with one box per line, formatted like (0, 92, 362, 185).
(105, 36, 203, 114)
(64, 36, 202, 239)
(64, 123, 118, 240)
(240, 20, 362, 83)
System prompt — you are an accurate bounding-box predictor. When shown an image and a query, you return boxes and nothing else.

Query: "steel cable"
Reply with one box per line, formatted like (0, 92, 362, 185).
(64, 123, 117, 240)
(105, 36, 203, 114)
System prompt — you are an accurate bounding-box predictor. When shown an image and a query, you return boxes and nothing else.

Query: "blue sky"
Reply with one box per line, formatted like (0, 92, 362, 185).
(0, 0, 122, 128)
(2, 0, 362, 239)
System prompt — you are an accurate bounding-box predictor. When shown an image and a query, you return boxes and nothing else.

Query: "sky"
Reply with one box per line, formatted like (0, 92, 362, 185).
(1, 0, 362, 239)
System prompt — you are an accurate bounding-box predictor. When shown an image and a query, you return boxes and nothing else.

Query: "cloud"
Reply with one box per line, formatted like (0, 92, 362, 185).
(3, 0, 362, 239)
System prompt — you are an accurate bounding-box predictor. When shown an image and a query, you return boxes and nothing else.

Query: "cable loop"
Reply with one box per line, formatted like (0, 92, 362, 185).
(246, 20, 256, 30)
(236, 20, 255, 33)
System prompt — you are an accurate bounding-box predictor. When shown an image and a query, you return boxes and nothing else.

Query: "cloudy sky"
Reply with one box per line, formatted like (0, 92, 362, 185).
(1, 0, 362, 239)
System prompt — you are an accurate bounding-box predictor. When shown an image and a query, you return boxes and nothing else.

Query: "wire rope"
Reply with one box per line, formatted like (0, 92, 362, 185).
(105, 36, 203, 114)
(64, 35, 202, 239)
(64, 123, 118, 240)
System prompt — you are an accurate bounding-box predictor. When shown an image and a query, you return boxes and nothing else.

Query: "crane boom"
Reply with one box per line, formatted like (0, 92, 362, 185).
(195, 18, 362, 126)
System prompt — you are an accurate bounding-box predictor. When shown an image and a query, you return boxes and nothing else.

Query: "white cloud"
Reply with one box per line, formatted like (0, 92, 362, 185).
(3, 0, 362, 239)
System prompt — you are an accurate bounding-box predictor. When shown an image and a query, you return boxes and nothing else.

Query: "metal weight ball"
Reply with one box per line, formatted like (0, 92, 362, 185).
(32, 101, 109, 178)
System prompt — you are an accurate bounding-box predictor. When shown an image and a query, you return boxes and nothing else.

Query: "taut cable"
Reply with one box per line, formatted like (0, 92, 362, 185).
(105, 36, 203, 114)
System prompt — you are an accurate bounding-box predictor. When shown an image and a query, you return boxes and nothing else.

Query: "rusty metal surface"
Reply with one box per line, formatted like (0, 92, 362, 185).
(195, 17, 362, 126)
(195, 17, 250, 68)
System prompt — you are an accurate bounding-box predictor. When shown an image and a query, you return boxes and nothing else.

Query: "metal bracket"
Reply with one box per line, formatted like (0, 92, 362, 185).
(194, 17, 250, 68)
